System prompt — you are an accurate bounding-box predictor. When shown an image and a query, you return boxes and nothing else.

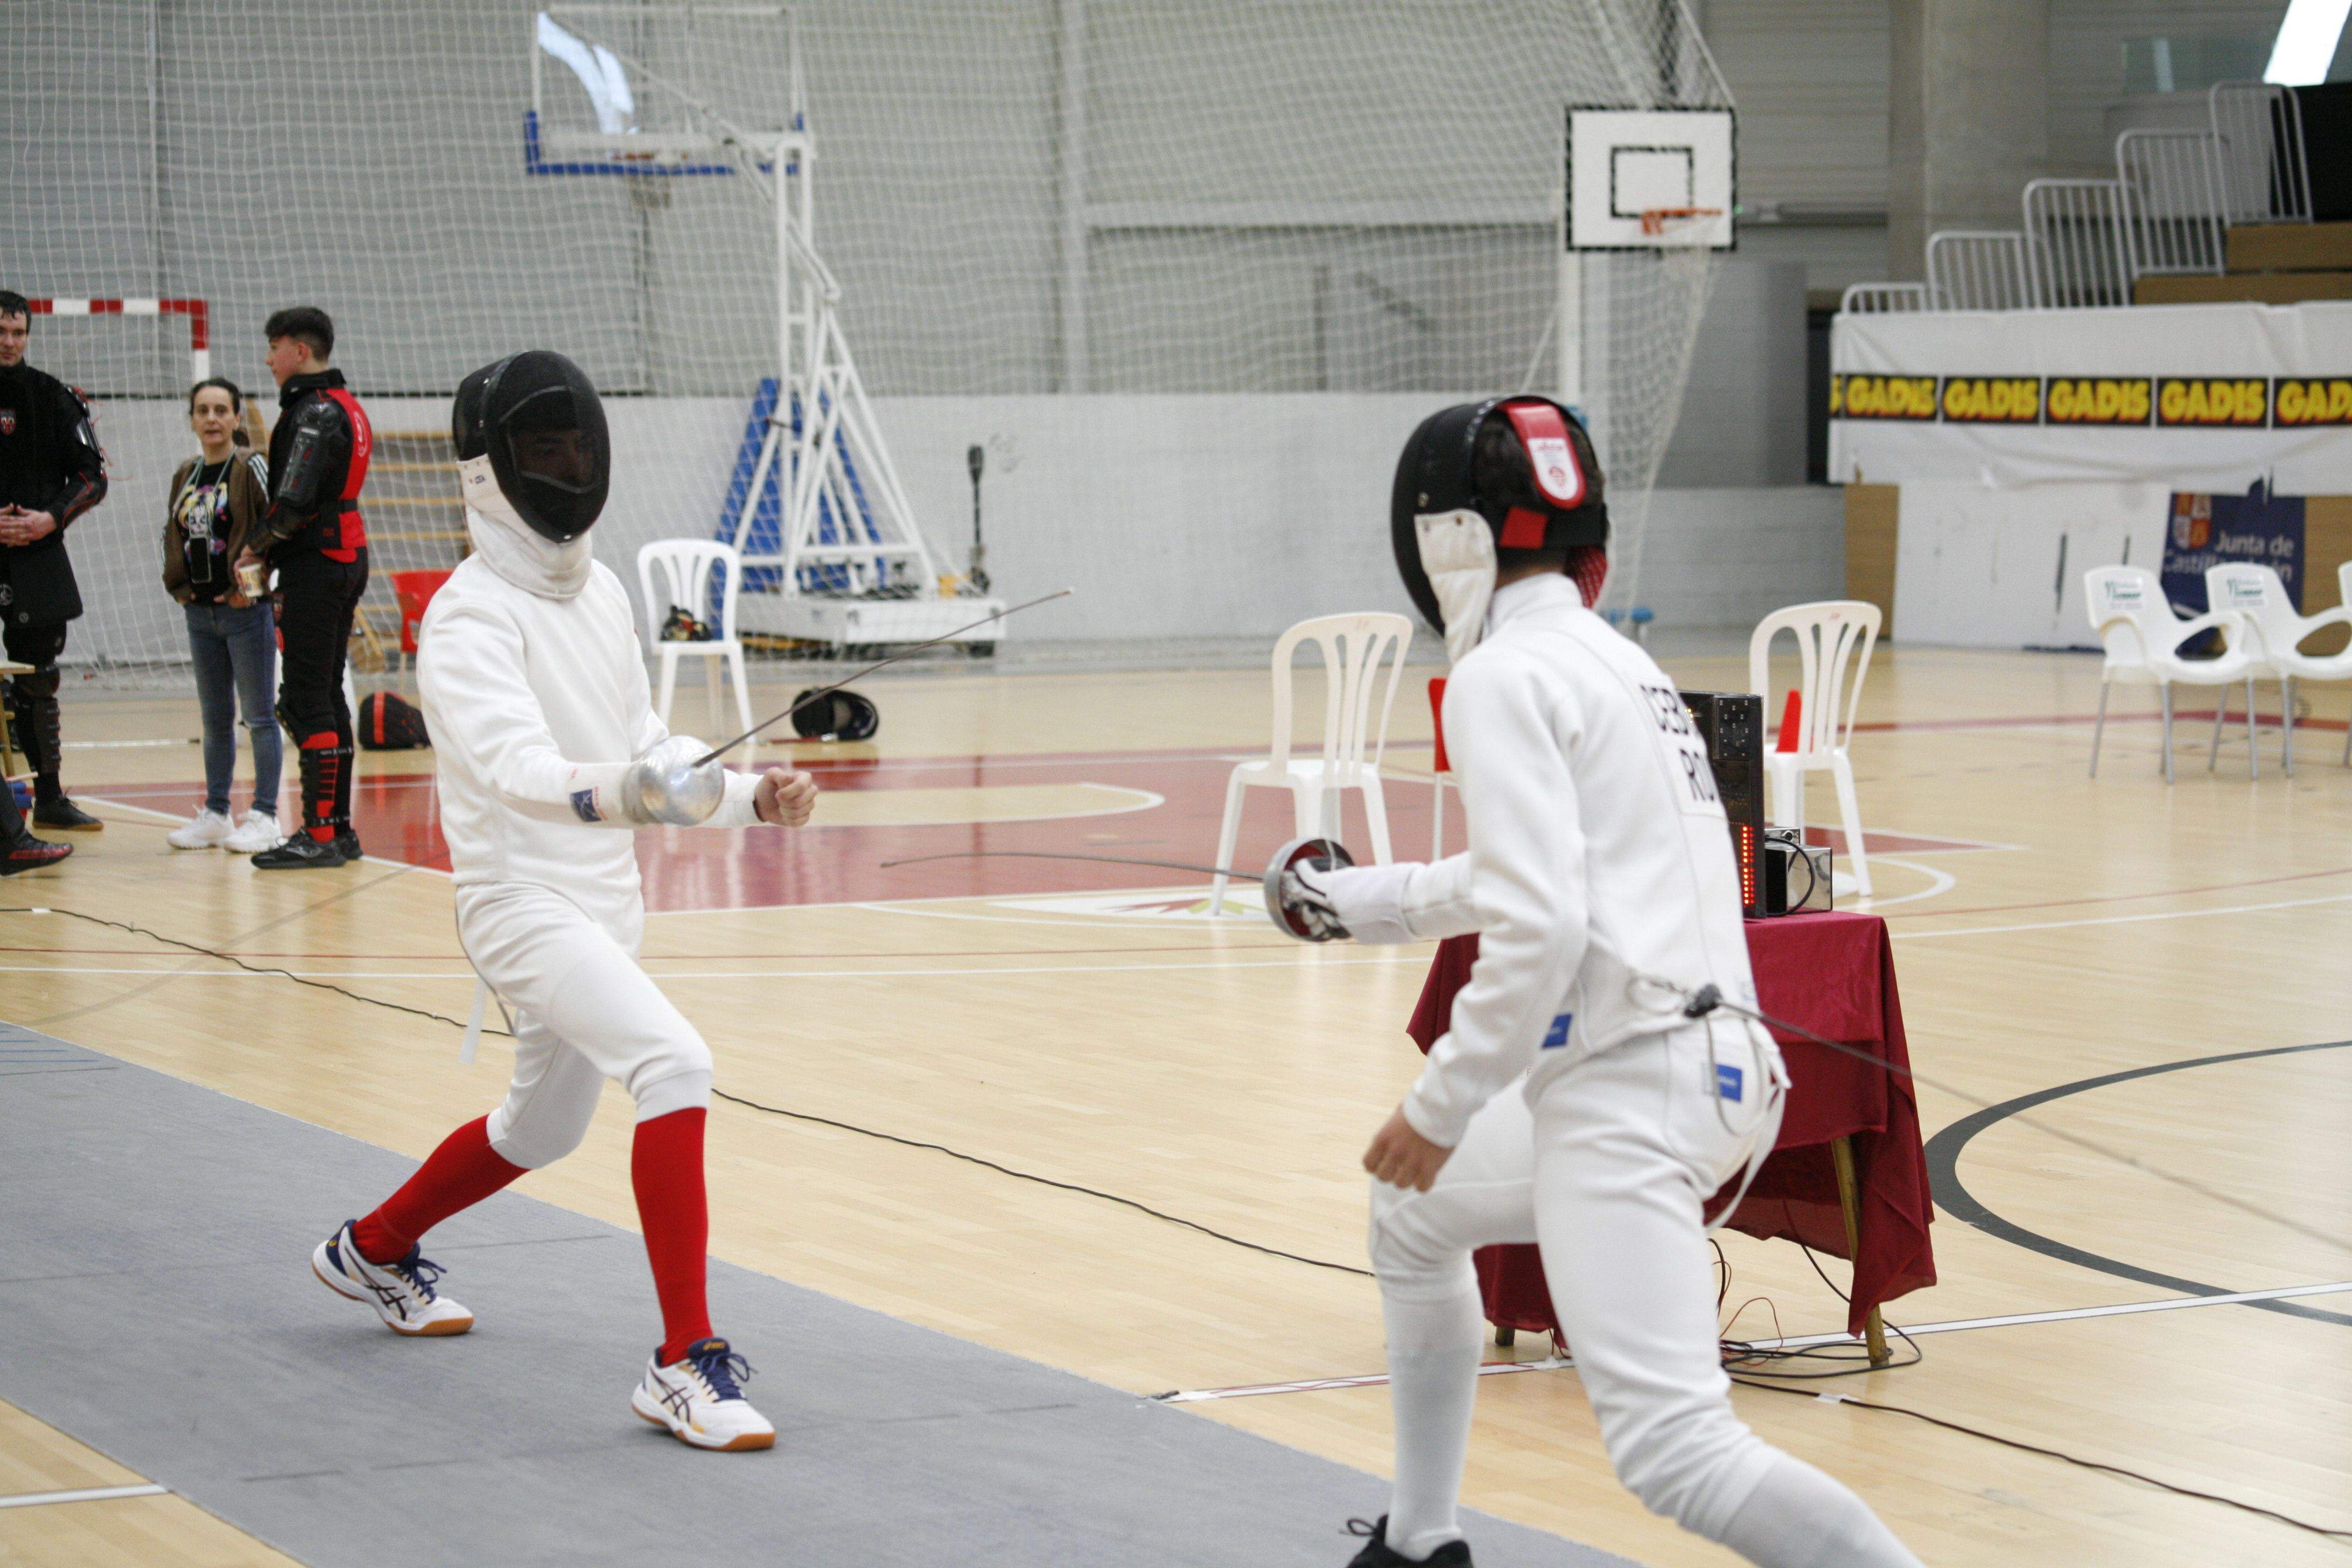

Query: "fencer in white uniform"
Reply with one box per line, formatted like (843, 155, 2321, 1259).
(310, 351, 816, 1452)
(1278, 398, 1925, 1567)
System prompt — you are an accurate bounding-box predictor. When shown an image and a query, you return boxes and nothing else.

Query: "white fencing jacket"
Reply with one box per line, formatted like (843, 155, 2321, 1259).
(1371, 572, 1765, 1149)
(418, 492, 759, 933)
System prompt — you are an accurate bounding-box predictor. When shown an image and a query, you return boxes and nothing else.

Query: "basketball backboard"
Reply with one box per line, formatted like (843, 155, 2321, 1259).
(1566, 108, 1736, 250)
(526, 4, 793, 176)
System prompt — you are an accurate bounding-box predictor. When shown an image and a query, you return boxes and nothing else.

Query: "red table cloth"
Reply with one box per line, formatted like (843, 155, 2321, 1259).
(1405, 910, 1934, 1339)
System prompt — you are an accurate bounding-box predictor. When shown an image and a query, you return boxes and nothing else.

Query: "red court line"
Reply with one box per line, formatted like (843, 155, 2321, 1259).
(114, 753, 1432, 912)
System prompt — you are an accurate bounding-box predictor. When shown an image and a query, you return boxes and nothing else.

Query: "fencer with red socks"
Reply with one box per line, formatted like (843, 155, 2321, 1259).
(1275, 399, 1926, 1566)
(309, 351, 817, 1453)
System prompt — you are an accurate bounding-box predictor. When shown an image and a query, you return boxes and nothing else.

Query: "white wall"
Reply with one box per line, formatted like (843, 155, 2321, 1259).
(1892, 479, 2171, 647)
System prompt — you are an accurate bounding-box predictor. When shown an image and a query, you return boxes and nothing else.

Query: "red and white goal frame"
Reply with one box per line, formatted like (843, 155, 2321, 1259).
(23, 296, 211, 383)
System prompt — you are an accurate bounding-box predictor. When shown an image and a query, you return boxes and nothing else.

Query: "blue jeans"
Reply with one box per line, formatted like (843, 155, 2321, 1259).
(184, 600, 281, 817)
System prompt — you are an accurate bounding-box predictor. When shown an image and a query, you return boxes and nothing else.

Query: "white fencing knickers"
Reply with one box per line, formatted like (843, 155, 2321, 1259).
(456, 883, 714, 1170)
(1370, 1020, 1795, 1551)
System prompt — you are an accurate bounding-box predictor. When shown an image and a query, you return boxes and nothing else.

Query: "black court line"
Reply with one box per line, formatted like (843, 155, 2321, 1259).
(1924, 1039, 2352, 1328)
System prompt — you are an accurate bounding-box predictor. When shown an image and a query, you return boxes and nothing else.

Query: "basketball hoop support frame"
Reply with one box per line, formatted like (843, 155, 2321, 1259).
(524, 5, 1000, 643)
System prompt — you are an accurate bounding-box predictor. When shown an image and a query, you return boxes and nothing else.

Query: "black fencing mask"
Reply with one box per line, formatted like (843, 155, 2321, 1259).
(789, 688, 879, 742)
(452, 350, 610, 542)
(1391, 396, 1608, 661)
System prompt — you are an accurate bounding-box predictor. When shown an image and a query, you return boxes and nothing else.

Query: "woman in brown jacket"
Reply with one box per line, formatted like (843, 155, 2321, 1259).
(163, 377, 282, 851)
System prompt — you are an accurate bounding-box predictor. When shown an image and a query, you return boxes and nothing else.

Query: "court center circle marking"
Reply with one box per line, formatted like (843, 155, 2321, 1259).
(1924, 1038, 2352, 1328)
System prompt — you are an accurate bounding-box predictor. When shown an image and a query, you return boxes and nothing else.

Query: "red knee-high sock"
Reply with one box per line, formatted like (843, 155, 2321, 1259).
(632, 1107, 712, 1364)
(352, 1116, 526, 1264)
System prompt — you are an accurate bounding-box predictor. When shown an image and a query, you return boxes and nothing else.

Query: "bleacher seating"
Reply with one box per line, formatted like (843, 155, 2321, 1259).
(1844, 80, 2350, 315)
(2135, 221, 2352, 305)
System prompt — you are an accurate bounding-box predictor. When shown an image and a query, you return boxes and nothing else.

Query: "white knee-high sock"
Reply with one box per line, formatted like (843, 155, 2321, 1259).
(1716, 1452, 1926, 1568)
(1380, 1283, 1488, 1560)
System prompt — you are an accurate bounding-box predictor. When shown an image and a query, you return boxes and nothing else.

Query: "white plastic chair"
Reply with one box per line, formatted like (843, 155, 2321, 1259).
(1209, 614, 1411, 915)
(2207, 562, 2352, 776)
(2084, 565, 2257, 782)
(2341, 562, 2352, 768)
(1748, 600, 1879, 898)
(636, 540, 754, 741)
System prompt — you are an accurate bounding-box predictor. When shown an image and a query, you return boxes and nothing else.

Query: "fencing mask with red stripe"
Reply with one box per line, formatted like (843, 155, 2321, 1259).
(1391, 396, 1609, 663)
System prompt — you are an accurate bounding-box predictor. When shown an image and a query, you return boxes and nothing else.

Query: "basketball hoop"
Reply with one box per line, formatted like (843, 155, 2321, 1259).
(1639, 206, 1724, 237)
(615, 148, 674, 211)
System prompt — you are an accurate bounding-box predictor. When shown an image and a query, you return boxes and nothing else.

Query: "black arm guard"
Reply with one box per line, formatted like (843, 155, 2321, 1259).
(47, 384, 107, 529)
(274, 397, 350, 516)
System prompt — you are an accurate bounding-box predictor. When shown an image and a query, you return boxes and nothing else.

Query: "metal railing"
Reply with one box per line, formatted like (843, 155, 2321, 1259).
(1837, 282, 1932, 314)
(2115, 129, 2227, 283)
(2022, 178, 2132, 309)
(1926, 230, 2035, 310)
(1839, 76, 2312, 316)
(2209, 80, 2311, 225)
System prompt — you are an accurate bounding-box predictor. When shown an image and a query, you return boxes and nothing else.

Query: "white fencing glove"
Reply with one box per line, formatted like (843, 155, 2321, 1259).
(1297, 859, 1422, 944)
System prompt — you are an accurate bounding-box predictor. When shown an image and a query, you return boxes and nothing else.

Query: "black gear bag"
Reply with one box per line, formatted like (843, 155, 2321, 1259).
(357, 690, 431, 750)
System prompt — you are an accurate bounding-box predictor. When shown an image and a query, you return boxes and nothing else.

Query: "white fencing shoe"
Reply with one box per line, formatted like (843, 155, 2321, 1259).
(167, 809, 236, 850)
(311, 1220, 474, 1336)
(632, 1338, 775, 1451)
(224, 810, 282, 853)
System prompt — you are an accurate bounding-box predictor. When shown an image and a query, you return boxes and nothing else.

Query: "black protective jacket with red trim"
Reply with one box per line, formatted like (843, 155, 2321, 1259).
(0, 362, 107, 627)
(256, 368, 371, 563)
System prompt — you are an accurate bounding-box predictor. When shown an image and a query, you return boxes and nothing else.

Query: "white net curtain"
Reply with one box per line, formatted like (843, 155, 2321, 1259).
(4, 0, 1724, 678)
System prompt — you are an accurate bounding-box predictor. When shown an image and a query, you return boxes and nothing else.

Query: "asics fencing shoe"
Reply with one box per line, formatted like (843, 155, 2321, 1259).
(1345, 1517, 1473, 1567)
(632, 1337, 775, 1452)
(167, 809, 236, 850)
(33, 795, 101, 832)
(253, 834, 347, 870)
(332, 827, 363, 862)
(311, 1220, 473, 1336)
(0, 834, 71, 875)
(223, 811, 281, 854)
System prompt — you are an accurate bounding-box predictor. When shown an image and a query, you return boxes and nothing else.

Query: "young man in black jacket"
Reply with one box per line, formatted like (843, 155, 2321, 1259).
(236, 306, 370, 869)
(0, 291, 108, 837)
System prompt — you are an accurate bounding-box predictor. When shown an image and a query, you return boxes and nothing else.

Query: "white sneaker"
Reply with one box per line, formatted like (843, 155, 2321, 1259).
(166, 809, 235, 850)
(224, 810, 282, 853)
(311, 1220, 474, 1336)
(632, 1338, 775, 1451)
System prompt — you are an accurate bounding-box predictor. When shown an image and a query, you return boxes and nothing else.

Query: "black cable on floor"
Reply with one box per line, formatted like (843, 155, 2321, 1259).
(1731, 1374, 2352, 1543)
(1712, 1238, 1925, 1378)
(711, 1088, 1373, 1278)
(0, 904, 516, 1038)
(36, 900, 2346, 1540)
(0, 904, 1368, 1280)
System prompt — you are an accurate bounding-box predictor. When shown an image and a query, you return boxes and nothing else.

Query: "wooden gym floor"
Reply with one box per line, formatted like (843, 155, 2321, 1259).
(3, 643, 2349, 1567)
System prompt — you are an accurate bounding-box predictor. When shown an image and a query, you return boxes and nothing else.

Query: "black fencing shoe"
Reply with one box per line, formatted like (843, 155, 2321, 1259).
(0, 833, 72, 875)
(1345, 1517, 1472, 1566)
(332, 828, 363, 863)
(32, 794, 101, 831)
(251, 834, 348, 870)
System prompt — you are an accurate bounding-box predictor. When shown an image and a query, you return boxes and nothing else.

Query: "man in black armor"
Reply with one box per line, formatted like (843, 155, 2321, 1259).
(0, 290, 108, 843)
(236, 306, 371, 869)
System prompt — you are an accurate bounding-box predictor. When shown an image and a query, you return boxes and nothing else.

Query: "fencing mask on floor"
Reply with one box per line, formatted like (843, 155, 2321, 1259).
(1391, 396, 1609, 663)
(451, 349, 610, 543)
(788, 687, 879, 742)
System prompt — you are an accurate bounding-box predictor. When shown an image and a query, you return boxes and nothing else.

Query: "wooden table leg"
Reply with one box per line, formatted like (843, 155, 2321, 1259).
(1829, 1133, 1890, 1367)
